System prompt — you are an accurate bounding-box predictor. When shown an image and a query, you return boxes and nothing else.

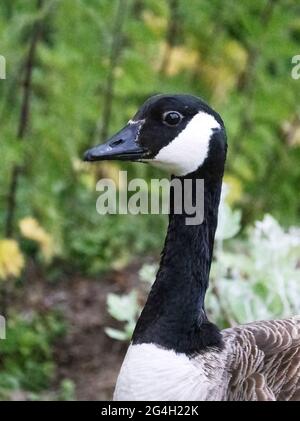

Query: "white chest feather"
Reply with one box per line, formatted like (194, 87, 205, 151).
(113, 343, 229, 401)
(151, 112, 220, 176)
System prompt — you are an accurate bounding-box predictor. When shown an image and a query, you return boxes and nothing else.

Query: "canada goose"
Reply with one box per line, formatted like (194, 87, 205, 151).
(84, 94, 300, 401)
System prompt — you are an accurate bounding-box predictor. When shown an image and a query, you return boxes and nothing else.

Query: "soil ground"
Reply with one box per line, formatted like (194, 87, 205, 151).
(18, 260, 150, 400)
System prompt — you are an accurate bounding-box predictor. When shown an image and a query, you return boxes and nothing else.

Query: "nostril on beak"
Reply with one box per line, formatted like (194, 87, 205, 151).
(109, 138, 124, 148)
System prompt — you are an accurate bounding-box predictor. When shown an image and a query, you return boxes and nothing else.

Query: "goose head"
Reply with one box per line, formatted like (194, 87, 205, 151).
(84, 94, 227, 177)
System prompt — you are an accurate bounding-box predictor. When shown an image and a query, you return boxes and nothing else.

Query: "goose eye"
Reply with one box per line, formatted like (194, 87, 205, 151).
(163, 111, 183, 127)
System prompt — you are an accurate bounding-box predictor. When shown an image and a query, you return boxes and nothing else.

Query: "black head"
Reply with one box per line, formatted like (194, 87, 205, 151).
(84, 94, 227, 176)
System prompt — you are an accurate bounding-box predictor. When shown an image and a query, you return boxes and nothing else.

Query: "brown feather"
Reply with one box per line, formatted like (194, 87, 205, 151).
(222, 316, 300, 401)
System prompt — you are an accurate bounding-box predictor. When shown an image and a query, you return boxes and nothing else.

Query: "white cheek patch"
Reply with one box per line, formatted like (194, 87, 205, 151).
(150, 111, 220, 176)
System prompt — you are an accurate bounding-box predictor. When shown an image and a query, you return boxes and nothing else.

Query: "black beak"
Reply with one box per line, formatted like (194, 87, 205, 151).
(84, 122, 149, 162)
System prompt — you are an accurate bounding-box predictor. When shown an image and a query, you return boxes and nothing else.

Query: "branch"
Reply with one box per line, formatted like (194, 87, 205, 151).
(94, 0, 129, 144)
(5, 0, 44, 238)
(159, 0, 180, 75)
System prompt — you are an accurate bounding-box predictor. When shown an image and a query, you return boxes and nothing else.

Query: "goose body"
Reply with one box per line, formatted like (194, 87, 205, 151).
(84, 94, 300, 401)
(114, 317, 300, 401)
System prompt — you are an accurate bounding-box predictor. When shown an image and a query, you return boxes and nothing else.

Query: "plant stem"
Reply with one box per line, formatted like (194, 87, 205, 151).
(94, 0, 129, 144)
(4, 0, 44, 238)
(159, 0, 180, 75)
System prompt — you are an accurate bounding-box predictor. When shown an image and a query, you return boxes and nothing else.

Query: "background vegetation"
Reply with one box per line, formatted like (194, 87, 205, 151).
(0, 0, 299, 400)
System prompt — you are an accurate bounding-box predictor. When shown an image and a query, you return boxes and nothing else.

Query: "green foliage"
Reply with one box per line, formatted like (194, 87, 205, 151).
(0, 312, 65, 393)
(64, 186, 166, 274)
(0, 3, 299, 401)
(0, 0, 299, 277)
(57, 379, 76, 401)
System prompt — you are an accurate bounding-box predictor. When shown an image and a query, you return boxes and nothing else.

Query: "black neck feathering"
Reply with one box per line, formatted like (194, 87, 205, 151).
(132, 159, 225, 355)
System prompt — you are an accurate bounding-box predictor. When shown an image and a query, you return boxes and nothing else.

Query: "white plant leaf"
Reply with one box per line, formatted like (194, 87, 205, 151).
(106, 290, 139, 323)
(105, 327, 129, 341)
(216, 203, 241, 241)
(139, 263, 158, 285)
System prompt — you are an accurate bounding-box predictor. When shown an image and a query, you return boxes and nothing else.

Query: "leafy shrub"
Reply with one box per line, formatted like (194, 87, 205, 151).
(63, 182, 166, 275)
(208, 213, 300, 327)
(0, 312, 65, 393)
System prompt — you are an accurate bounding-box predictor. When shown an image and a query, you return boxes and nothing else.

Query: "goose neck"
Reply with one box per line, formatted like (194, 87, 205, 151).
(132, 169, 223, 354)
